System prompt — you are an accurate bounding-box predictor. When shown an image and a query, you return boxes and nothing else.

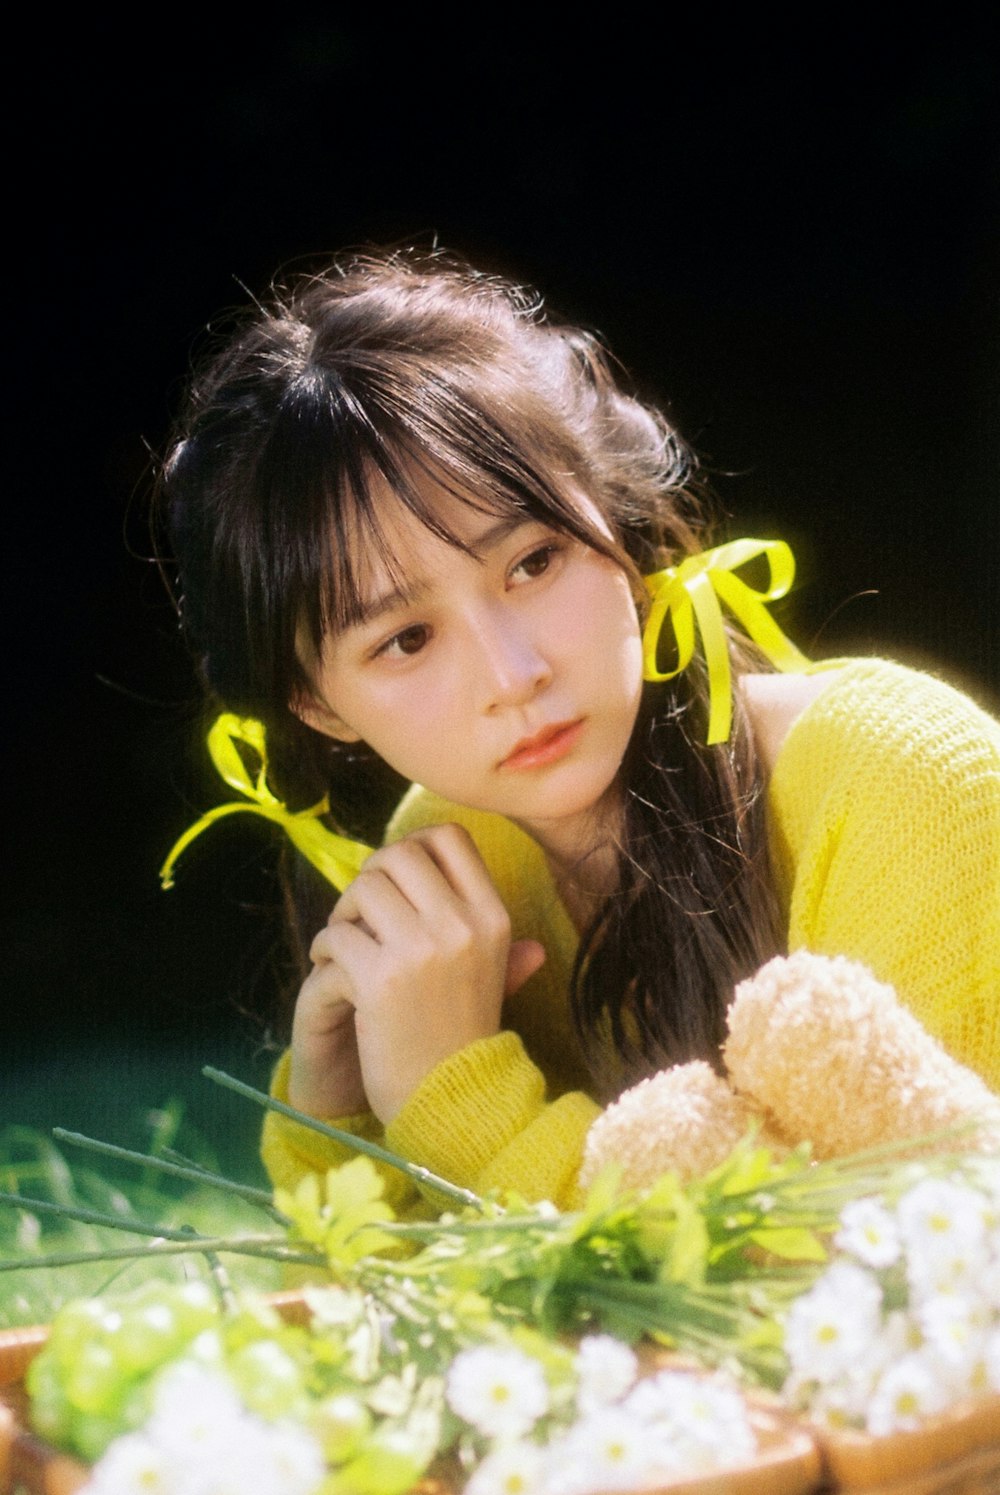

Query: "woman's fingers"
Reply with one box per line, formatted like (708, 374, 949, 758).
(289, 953, 368, 1116)
(327, 824, 511, 951)
(320, 866, 423, 950)
(294, 822, 542, 1124)
(504, 938, 547, 997)
(402, 822, 511, 910)
(343, 823, 503, 914)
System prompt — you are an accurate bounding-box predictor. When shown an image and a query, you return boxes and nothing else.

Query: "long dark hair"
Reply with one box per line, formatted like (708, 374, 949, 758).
(160, 248, 783, 1089)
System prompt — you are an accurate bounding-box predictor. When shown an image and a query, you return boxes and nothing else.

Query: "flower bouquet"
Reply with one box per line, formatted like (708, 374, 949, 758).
(2, 1070, 1000, 1495)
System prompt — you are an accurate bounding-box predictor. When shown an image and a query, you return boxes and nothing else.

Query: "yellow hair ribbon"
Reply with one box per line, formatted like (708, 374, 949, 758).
(159, 714, 374, 893)
(642, 538, 810, 745)
(163, 539, 804, 885)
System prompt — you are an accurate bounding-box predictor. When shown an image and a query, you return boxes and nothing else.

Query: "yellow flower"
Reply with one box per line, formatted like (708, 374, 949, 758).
(276, 1159, 397, 1268)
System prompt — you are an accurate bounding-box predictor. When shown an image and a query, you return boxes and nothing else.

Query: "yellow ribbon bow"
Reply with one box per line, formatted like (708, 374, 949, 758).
(642, 538, 810, 745)
(159, 714, 374, 893)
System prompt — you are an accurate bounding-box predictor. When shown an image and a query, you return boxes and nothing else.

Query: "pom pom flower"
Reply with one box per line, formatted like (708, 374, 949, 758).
(583, 951, 1000, 1192)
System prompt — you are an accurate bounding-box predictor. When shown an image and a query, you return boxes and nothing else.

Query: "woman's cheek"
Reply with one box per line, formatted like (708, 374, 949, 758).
(371, 679, 462, 781)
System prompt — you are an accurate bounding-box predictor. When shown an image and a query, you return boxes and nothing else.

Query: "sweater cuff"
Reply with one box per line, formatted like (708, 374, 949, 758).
(260, 1050, 414, 1212)
(385, 1032, 599, 1206)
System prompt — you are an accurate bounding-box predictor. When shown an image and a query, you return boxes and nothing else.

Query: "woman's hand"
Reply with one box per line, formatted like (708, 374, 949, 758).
(288, 959, 368, 1120)
(289, 824, 545, 1124)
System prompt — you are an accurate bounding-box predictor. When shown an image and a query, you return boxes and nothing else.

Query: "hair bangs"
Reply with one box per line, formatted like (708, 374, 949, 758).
(293, 379, 629, 665)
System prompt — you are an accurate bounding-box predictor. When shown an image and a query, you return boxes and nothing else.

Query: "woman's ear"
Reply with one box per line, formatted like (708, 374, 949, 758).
(291, 690, 364, 744)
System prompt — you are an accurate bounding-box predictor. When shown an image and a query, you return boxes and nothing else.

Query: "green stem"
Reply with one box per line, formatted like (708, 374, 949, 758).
(0, 1235, 325, 1273)
(0, 1189, 222, 1243)
(375, 1212, 562, 1242)
(573, 1276, 746, 1331)
(200, 1248, 239, 1314)
(202, 1067, 484, 1211)
(51, 1129, 285, 1219)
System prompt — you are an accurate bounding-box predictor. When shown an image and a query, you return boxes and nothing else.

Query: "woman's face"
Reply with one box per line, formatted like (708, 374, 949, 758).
(298, 475, 645, 852)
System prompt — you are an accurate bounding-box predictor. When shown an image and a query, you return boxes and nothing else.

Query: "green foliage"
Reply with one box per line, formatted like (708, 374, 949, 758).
(276, 1158, 398, 1270)
(0, 1108, 281, 1327)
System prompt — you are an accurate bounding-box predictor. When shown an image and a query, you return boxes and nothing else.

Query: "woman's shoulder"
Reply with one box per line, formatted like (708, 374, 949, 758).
(760, 655, 1000, 804)
(761, 658, 1000, 1090)
(742, 664, 848, 776)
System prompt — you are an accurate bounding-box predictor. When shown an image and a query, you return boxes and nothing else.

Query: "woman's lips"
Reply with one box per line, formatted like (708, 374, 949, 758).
(500, 720, 585, 770)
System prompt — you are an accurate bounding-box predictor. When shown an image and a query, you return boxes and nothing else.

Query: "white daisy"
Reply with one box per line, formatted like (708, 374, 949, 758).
(782, 1261, 883, 1383)
(801, 1369, 877, 1430)
(465, 1440, 547, 1495)
(446, 1346, 549, 1441)
(625, 1371, 754, 1469)
(917, 1293, 990, 1371)
(574, 1336, 638, 1415)
(147, 1362, 245, 1461)
(255, 1420, 326, 1495)
(897, 1178, 989, 1298)
(83, 1433, 173, 1495)
(835, 1197, 901, 1268)
(550, 1406, 667, 1492)
(866, 1350, 951, 1437)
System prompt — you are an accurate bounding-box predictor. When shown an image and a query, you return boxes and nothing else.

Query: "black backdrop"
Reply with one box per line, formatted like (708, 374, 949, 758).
(4, 21, 997, 1166)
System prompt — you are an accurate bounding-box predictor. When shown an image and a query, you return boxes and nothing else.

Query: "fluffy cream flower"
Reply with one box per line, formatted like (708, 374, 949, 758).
(579, 1061, 767, 1192)
(724, 952, 1000, 1160)
(581, 951, 1000, 1202)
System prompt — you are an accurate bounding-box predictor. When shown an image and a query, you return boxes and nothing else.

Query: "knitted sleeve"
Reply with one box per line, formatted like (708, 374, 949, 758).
(385, 1033, 600, 1207)
(260, 1034, 599, 1212)
(767, 659, 1000, 1090)
(259, 1050, 428, 1217)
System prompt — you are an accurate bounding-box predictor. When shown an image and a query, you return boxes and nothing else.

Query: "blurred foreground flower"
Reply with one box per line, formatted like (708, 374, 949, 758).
(783, 1161, 1000, 1435)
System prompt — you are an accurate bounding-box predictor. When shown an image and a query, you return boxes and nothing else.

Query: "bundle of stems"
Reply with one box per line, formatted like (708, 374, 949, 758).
(1, 1066, 989, 1388)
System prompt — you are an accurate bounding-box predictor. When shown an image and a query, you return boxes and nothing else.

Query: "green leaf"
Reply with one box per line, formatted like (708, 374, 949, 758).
(579, 1164, 624, 1216)
(659, 1194, 709, 1286)
(324, 1159, 390, 1218)
(710, 1142, 780, 1197)
(747, 1227, 827, 1263)
(325, 1427, 426, 1495)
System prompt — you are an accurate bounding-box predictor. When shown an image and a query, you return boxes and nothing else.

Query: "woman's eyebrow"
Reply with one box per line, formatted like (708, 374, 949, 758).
(350, 578, 428, 630)
(467, 512, 534, 558)
(349, 514, 535, 630)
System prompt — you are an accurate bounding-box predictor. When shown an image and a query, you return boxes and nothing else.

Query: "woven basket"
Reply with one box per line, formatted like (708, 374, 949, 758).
(3, 1299, 999, 1494)
(811, 1393, 1000, 1494)
(0, 1301, 821, 1495)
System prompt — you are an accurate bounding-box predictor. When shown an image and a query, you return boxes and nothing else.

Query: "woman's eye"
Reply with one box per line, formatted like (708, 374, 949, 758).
(510, 543, 560, 584)
(379, 624, 429, 659)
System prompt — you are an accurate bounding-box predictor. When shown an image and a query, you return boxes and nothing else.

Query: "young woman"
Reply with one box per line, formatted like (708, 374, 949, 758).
(162, 250, 1000, 1211)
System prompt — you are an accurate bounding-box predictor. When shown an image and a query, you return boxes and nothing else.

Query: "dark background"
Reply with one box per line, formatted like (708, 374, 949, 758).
(4, 21, 997, 1175)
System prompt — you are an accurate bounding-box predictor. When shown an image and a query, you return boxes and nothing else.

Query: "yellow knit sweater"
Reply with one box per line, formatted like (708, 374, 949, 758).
(261, 658, 1000, 1209)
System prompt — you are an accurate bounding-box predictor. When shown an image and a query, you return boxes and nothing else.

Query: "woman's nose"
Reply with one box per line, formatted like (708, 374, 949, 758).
(472, 606, 552, 711)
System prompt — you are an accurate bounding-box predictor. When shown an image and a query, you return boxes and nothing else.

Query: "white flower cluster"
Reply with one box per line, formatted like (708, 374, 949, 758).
(82, 1361, 325, 1495)
(783, 1166, 1000, 1437)
(446, 1336, 756, 1495)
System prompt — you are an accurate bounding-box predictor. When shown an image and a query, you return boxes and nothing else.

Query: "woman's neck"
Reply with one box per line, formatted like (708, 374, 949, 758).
(516, 794, 623, 934)
(547, 841, 619, 933)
